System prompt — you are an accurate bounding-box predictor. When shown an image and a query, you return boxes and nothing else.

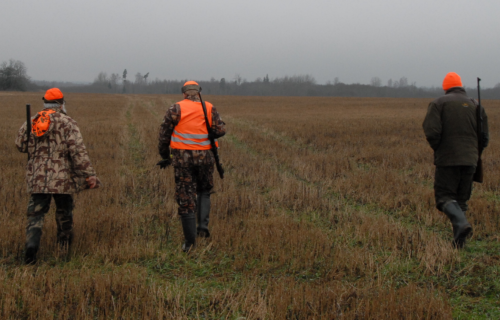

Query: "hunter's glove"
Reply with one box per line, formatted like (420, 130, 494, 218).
(156, 159, 172, 169)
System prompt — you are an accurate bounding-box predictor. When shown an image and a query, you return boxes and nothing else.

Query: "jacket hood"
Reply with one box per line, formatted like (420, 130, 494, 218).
(32, 107, 62, 138)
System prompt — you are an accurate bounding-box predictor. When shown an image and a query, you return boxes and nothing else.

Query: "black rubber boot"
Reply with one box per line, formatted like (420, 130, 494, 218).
(196, 191, 211, 238)
(181, 212, 196, 252)
(25, 227, 42, 265)
(443, 200, 472, 248)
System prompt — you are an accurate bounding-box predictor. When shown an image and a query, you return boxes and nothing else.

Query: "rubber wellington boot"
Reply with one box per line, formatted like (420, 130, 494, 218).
(196, 191, 211, 238)
(443, 200, 472, 249)
(25, 227, 42, 265)
(181, 212, 197, 252)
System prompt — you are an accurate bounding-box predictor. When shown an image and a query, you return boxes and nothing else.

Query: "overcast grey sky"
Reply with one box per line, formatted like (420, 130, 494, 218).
(1, 0, 499, 88)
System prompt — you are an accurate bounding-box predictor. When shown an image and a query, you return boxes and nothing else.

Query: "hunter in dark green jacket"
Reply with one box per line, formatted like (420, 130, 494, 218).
(423, 87, 489, 166)
(422, 72, 489, 248)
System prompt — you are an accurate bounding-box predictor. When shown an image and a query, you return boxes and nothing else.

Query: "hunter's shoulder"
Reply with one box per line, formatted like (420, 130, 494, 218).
(54, 113, 81, 132)
(211, 105, 222, 117)
(435, 88, 470, 104)
(51, 111, 71, 120)
(431, 94, 450, 105)
(168, 103, 182, 112)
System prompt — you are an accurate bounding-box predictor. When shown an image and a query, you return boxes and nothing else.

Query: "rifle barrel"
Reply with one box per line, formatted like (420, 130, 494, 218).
(477, 78, 481, 104)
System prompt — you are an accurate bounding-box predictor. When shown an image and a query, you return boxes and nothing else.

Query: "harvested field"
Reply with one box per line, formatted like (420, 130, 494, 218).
(1, 92, 500, 319)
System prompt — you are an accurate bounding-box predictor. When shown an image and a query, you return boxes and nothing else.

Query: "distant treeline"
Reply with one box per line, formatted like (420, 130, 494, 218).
(45, 74, 500, 99)
(2, 58, 499, 99)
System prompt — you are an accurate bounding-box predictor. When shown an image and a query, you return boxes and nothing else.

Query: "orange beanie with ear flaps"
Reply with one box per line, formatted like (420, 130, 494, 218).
(442, 72, 463, 91)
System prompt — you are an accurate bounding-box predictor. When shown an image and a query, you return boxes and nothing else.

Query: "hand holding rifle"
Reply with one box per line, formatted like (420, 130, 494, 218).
(157, 158, 172, 169)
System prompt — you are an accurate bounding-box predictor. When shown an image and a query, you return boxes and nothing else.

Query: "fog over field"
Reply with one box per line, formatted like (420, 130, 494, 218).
(1, 0, 499, 88)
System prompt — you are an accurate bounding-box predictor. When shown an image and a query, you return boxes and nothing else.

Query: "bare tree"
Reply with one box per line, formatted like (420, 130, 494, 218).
(398, 77, 408, 87)
(109, 73, 120, 86)
(370, 77, 382, 87)
(122, 69, 128, 93)
(0, 59, 30, 91)
(135, 72, 144, 84)
(387, 79, 393, 87)
(220, 78, 226, 91)
(233, 73, 242, 85)
(94, 72, 109, 85)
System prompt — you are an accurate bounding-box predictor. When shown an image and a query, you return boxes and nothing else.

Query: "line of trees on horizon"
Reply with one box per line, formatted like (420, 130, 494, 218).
(2, 60, 500, 99)
(57, 70, 500, 99)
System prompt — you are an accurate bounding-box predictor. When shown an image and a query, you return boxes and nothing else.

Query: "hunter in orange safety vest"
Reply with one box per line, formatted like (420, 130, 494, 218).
(157, 81, 226, 252)
(170, 98, 219, 150)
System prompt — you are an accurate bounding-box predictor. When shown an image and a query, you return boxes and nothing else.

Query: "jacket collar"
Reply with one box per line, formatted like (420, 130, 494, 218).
(42, 104, 65, 114)
(184, 96, 201, 102)
(445, 87, 466, 95)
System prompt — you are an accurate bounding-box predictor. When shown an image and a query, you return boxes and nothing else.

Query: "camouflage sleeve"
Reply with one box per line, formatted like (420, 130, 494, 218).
(158, 104, 181, 159)
(15, 122, 28, 153)
(211, 106, 226, 139)
(66, 119, 96, 178)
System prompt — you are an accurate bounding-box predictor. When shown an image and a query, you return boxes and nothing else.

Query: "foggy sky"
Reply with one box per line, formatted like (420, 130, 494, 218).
(2, 0, 499, 88)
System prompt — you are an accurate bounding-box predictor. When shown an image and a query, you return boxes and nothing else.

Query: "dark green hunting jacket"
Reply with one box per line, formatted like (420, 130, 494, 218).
(422, 87, 489, 167)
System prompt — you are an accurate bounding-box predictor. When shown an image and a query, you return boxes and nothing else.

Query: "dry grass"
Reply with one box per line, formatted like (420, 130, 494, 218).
(1, 92, 499, 318)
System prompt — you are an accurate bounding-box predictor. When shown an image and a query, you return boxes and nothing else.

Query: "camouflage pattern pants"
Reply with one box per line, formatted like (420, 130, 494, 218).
(174, 165, 214, 215)
(434, 166, 475, 212)
(26, 193, 74, 248)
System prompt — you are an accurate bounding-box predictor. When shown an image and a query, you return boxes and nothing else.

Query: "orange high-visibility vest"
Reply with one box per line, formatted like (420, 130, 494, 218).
(170, 99, 219, 150)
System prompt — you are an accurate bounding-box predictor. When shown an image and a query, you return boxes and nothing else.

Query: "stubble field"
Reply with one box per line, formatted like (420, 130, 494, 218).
(1, 92, 500, 319)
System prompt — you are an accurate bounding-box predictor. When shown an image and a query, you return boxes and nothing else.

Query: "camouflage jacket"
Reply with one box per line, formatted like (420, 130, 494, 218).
(15, 106, 97, 194)
(158, 95, 226, 167)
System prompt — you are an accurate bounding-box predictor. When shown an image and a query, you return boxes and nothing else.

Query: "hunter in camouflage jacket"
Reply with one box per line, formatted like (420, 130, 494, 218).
(15, 107, 97, 194)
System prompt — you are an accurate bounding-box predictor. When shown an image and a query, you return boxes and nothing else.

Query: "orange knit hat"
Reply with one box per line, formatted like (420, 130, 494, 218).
(442, 72, 463, 91)
(43, 88, 64, 101)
